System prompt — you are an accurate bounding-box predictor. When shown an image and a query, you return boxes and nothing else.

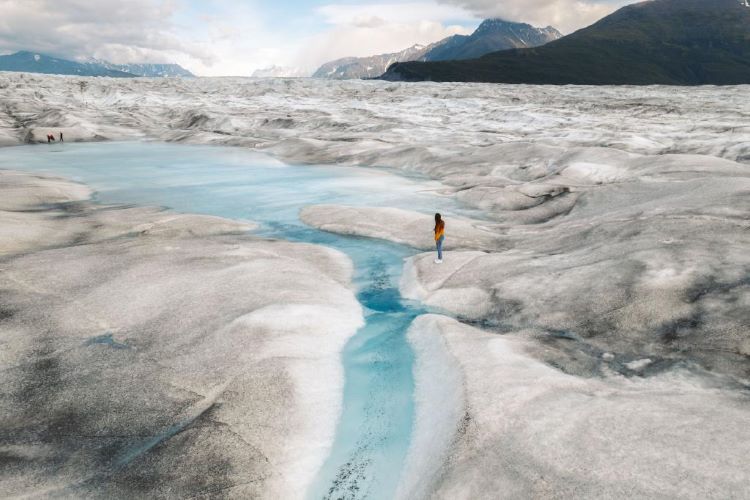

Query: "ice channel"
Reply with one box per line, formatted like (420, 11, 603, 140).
(0, 141, 476, 499)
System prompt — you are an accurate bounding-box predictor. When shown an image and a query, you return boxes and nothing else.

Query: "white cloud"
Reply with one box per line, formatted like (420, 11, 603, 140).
(0, 0, 213, 64)
(436, 0, 632, 33)
(169, 2, 299, 77)
(0, 0, 627, 77)
(317, 2, 473, 25)
(292, 2, 476, 73)
(0, 0, 299, 76)
(295, 21, 472, 71)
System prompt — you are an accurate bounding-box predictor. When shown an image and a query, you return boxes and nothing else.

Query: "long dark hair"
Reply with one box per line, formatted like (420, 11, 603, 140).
(434, 213, 444, 232)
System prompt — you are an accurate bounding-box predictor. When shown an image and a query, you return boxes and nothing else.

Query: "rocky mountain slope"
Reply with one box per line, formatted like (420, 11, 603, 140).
(384, 0, 750, 84)
(92, 60, 194, 77)
(0, 51, 193, 78)
(314, 19, 561, 80)
(313, 43, 435, 80)
(425, 19, 561, 61)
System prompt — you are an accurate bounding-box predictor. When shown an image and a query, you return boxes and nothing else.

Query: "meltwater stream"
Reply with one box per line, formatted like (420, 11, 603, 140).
(1, 142, 473, 499)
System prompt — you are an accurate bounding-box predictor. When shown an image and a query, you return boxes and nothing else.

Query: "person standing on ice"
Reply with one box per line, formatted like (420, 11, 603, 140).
(434, 213, 445, 264)
(59, 132, 63, 142)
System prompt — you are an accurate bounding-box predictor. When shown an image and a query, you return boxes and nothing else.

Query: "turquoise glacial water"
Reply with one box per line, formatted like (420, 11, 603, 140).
(1, 142, 470, 499)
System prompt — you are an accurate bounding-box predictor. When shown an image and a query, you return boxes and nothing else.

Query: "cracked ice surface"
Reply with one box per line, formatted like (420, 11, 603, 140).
(398, 150, 750, 379)
(0, 74, 748, 166)
(0, 171, 362, 498)
(405, 315, 750, 499)
(1, 73, 749, 497)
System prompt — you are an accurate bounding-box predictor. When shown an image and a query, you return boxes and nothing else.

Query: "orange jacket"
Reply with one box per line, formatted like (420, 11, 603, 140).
(434, 222, 445, 241)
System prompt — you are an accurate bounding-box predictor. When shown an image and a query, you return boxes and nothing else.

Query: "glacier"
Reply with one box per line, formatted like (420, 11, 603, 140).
(0, 167, 365, 498)
(1, 73, 749, 498)
(0, 142, 471, 498)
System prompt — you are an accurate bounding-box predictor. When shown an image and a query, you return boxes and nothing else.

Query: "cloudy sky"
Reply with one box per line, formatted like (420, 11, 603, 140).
(0, 0, 631, 76)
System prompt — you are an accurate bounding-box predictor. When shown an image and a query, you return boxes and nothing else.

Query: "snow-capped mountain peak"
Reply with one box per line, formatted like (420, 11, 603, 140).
(313, 19, 563, 80)
(87, 58, 194, 77)
(0, 51, 194, 78)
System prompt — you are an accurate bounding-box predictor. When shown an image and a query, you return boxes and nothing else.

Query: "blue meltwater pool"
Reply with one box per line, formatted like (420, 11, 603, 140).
(1, 142, 474, 499)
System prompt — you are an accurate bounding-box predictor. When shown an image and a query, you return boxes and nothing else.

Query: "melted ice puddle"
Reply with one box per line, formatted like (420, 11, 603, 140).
(1, 141, 473, 499)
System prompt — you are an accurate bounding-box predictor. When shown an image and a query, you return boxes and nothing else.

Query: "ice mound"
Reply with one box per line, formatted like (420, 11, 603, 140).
(118, 209, 257, 238)
(405, 314, 750, 499)
(0, 170, 94, 255)
(0, 169, 92, 210)
(400, 251, 491, 320)
(0, 171, 362, 498)
(396, 315, 465, 500)
(300, 204, 504, 251)
(400, 149, 750, 379)
(0, 171, 255, 256)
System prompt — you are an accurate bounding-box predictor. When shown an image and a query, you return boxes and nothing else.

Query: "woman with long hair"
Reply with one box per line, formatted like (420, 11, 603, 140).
(434, 213, 445, 264)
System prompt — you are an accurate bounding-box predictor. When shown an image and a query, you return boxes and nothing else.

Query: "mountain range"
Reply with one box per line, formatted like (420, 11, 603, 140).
(0, 51, 194, 78)
(90, 59, 194, 77)
(313, 43, 435, 80)
(383, 0, 750, 85)
(314, 19, 562, 80)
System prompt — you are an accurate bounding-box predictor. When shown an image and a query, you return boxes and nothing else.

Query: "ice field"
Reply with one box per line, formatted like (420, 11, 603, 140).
(0, 74, 749, 498)
(0, 142, 476, 498)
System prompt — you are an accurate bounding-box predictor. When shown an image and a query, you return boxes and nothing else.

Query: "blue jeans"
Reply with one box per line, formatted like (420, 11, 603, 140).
(436, 236, 444, 260)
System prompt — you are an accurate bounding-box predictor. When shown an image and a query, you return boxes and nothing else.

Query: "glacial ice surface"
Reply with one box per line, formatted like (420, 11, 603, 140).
(0, 75, 748, 170)
(407, 315, 750, 499)
(1, 74, 749, 497)
(301, 205, 502, 251)
(0, 143, 469, 499)
(0, 170, 363, 498)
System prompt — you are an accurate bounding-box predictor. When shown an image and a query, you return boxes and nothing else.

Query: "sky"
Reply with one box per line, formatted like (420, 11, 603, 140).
(0, 0, 632, 76)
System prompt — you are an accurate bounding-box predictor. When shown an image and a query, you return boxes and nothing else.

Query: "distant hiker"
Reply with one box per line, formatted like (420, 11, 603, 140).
(434, 213, 445, 264)
(59, 132, 63, 142)
(46, 134, 55, 143)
